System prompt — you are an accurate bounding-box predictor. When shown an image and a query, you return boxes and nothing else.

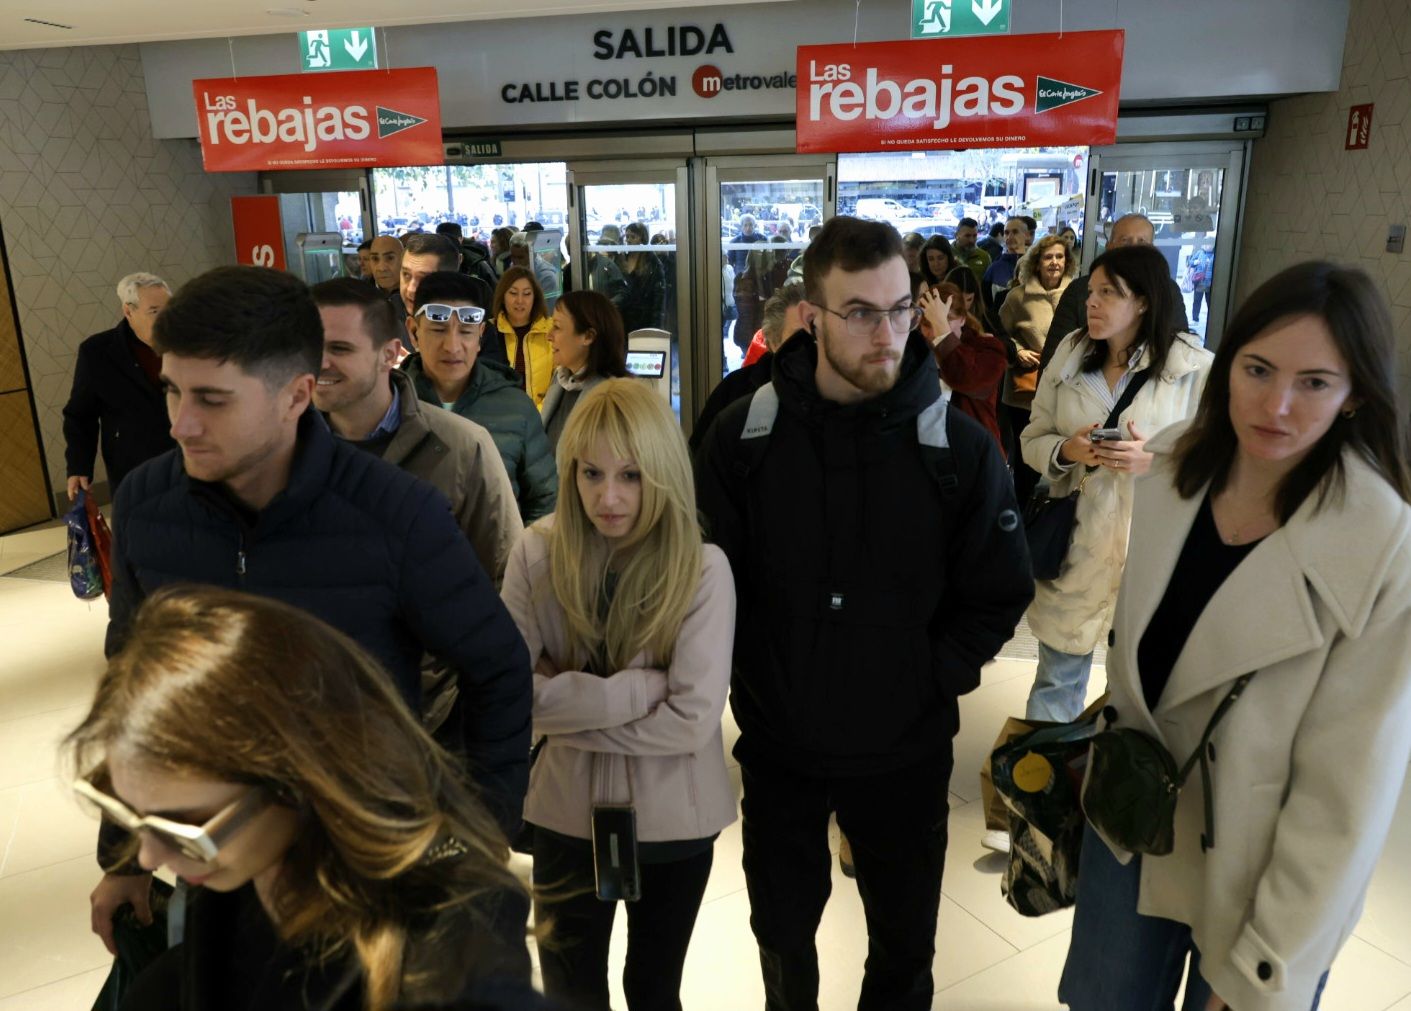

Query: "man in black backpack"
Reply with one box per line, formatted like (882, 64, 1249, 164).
(694, 216, 1033, 1011)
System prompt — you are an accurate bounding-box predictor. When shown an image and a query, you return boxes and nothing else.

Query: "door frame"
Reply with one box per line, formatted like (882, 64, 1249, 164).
(566, 158, 693, 421)
(700, 154, 837, 405)
(1081, 140, 1249, 346)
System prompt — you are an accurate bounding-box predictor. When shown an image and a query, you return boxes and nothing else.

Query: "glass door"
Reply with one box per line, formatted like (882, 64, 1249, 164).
(262, 170, 371, 280)
(1081, 142, 1247, 346)
(568, 160, 691, 419)
(703, 156, 836, 391)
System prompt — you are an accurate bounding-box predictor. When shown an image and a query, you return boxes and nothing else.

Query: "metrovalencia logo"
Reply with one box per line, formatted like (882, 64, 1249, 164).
(1034, 77, 1103, 114)
(376, 106, 427, 138)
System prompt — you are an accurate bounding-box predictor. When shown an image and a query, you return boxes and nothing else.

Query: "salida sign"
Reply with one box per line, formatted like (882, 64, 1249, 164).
(796, 30, 1124, 153)
(193, 67, 442, 172)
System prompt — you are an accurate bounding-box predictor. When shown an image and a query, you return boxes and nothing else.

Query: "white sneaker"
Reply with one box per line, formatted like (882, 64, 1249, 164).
(981, 829, 1011, 854)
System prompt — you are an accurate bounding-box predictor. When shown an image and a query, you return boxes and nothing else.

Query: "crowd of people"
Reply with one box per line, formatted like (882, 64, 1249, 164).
(56, 210, 1411, 1011)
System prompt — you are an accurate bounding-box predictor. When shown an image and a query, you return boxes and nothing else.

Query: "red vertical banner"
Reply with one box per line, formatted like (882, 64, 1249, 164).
(230, 195, 287, 271)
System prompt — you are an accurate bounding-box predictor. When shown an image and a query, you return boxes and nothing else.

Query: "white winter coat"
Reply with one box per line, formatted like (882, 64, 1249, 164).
(1021, 332, 1211, 654)
(1099, 423, 1411, 1011)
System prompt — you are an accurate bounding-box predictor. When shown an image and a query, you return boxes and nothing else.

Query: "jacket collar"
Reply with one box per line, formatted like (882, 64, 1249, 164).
(1056, 332, 1207, 388)
(1132, 425, 1411, 712)
(185, 409, 335, 530)
(381, 368, 433, 466)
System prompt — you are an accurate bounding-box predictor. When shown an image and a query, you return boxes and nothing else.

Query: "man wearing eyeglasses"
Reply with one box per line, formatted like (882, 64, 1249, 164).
(62, 272, 176, 501)
(694, 216, 1033, 1011)
(400, 271, 557, 524)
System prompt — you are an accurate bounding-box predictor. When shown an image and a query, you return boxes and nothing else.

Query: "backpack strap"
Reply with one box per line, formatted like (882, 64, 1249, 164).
(733, 382, 781, 480)
(736, 382, 960, 501)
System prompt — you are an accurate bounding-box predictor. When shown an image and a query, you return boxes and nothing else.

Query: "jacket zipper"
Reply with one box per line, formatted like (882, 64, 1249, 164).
(236, 533, 247, 586)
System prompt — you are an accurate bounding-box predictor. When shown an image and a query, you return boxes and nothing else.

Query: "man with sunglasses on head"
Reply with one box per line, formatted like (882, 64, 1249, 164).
(89, 266, 532, 956)
(695, 216, 1033, 1011)
(400, 271, 556, 523)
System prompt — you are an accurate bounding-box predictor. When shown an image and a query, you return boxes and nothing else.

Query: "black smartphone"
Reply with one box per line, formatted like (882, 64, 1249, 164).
(591, 806, 641, 902)
(1090, 427, 1124, 442)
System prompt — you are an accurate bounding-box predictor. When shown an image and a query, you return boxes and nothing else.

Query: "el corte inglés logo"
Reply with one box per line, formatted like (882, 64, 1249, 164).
(376, 107, 428, 138)
(1034, 77, 1103, 113)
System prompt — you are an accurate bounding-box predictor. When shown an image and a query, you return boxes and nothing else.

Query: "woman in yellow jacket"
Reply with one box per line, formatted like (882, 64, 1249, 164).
(491, 266, 555, 409)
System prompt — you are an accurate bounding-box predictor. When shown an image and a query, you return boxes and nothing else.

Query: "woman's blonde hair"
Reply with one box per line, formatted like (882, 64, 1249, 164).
(547, 378, 702, 672)
(65, 587, 525, 1010)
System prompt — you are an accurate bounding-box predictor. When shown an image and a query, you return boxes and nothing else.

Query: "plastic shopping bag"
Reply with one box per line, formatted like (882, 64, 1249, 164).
(66, 489, 104, 600)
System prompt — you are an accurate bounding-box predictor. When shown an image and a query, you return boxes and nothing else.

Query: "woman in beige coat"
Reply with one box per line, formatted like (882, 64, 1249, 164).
(1021, 244, 1212, 722)
(1061, 262, 1411, 1011)
(1001, 234, 1079, 502)
(500, 379, 736, 1011)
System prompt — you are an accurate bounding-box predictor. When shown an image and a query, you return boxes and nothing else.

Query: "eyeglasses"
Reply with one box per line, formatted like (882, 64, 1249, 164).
(73, 778, 275, 863)
(416, 304, 485, 325)
(816, 304, 921, 338)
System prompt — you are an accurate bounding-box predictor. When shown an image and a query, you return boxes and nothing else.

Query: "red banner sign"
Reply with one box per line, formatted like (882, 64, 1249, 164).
(193, 67, 443, 172)
(230, 196, 287, 270)
(796, 31, 1124, 153)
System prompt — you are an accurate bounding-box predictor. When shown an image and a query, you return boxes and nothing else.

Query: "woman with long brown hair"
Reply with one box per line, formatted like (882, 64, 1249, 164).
(1060, 262, 1411, 1010)
(67, 587, 534, 1011)
(541, 290, 630, 452)
(492, 266, 554, 409)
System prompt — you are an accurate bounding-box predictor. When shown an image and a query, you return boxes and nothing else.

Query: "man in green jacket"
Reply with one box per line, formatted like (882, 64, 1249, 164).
(951, 217, 992, 284)
(400, 271, 557, 523)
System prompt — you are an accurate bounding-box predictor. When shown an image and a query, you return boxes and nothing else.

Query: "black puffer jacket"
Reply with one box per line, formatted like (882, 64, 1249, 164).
(694, 333, 1033, 776)
(106, 410, 531, 829)
(61, 319, 175, 490)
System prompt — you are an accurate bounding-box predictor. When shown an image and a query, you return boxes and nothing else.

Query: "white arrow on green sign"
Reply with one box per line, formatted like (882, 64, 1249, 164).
(299, 28, 379, 72)
(910, 0, 1010, 39)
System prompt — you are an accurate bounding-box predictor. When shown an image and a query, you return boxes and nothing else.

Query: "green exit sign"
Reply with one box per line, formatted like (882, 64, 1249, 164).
(911, 0, 1011, 39)
(299, 28, 378, 72)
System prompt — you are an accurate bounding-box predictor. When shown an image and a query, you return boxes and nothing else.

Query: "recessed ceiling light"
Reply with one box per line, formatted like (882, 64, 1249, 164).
(266, 7, 308, 15)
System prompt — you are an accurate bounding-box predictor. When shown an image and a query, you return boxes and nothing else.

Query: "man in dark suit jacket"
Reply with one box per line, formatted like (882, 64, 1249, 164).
(62, 273, 175, 500)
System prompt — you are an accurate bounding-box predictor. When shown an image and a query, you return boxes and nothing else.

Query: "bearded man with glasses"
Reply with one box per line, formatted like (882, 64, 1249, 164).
(694, 215, 1034, 1011)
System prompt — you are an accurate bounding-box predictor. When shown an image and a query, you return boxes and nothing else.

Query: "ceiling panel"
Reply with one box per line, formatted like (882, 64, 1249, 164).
(4, 0, 793, 50)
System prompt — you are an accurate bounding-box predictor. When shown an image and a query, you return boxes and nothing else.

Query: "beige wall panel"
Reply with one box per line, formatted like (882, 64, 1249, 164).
(0, 391, 51, 532)
(0, 44, 256, 494)
(1236, 0, 1411, 399)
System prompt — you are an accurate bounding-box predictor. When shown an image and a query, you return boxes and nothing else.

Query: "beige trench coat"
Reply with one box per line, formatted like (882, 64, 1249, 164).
(1020, 332, 1211, 654)
(1098, 424, 1411, 1011)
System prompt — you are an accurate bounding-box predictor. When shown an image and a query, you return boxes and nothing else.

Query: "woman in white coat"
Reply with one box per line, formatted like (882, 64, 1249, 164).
(1060, 261, 1411, 1010)
(1021, 244, 1213, 722)
(501, 379, 736, 1011)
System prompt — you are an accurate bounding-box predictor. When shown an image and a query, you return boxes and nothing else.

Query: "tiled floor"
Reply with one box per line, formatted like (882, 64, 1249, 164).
(3, 520, 1411, 1009)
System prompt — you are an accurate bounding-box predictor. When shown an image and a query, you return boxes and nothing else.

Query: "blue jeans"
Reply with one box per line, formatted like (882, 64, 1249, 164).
(1061, 824, 1328, 1010)
(1026, 642, 1094, 722)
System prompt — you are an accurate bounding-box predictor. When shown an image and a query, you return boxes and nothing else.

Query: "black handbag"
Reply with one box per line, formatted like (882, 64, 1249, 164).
(1082, 673, 1254, 857)
(1023, 369, 1152, 581)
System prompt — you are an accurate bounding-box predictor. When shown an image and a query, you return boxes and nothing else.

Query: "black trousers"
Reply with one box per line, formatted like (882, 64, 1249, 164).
(1006, 404, 1041, 506)
(533, 828, 713, 1011)
(739, 745, 955, 1011)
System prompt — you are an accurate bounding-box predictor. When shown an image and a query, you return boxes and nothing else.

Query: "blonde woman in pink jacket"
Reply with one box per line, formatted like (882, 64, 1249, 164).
(500, 378, 737, 1011)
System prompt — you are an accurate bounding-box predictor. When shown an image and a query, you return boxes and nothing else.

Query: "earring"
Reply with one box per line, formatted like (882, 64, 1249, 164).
(1341, 406, 1357, 419)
